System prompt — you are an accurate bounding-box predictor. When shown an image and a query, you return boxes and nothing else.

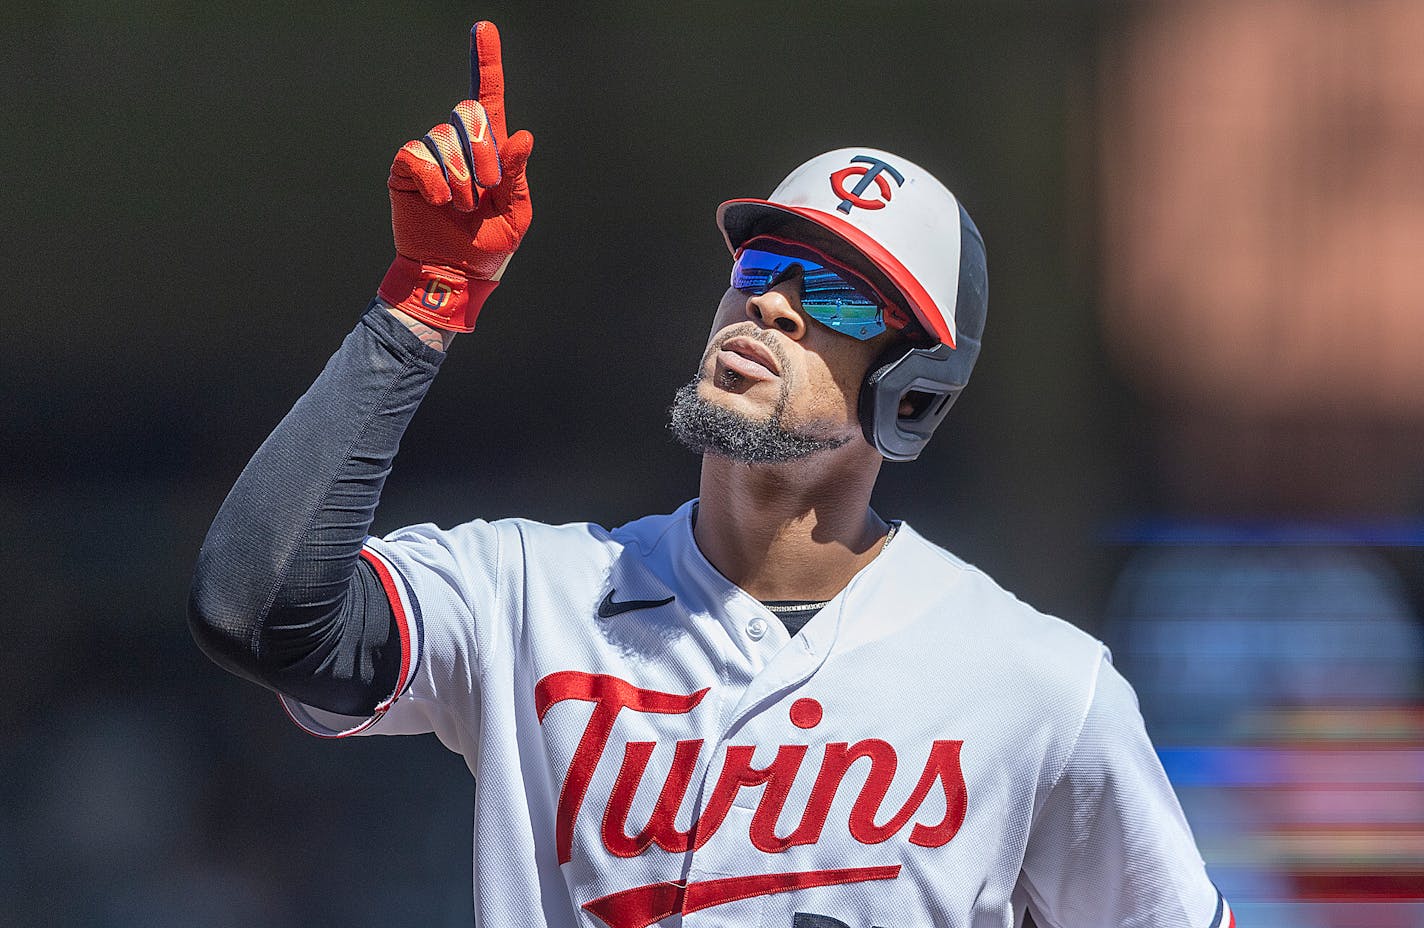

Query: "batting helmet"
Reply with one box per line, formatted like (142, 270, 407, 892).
(716, 148, 987, 461)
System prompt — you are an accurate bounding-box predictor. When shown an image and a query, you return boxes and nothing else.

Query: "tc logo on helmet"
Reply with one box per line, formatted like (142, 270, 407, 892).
(829, 155, 906, 214)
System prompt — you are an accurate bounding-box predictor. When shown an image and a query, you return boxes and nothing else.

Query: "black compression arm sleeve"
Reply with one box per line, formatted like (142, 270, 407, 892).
(188, 303, 445, 716)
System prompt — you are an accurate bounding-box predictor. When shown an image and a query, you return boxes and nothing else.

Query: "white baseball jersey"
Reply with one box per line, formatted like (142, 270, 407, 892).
(281, 500, 1232, 928)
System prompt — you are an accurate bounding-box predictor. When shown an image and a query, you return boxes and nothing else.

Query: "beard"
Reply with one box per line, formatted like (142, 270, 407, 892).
(667, 375, 853, 464)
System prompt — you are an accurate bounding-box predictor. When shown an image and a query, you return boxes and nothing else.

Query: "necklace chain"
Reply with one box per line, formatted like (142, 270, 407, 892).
(763, 522, 898, 613)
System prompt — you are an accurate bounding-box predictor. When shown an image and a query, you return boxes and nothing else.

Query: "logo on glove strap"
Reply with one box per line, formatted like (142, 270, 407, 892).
(420, 278, 454, 311)
(830, 156, 906, 214)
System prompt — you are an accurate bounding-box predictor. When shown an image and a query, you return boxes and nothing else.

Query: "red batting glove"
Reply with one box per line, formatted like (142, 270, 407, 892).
(379, 21, 534, 332)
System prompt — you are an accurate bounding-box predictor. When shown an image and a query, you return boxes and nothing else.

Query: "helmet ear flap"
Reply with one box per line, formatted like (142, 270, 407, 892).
(859, 343, 964, 462)
(858, 202, 987, 462)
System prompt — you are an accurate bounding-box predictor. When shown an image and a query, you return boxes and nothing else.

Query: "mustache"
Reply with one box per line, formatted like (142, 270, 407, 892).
(700, 324, 792, 374)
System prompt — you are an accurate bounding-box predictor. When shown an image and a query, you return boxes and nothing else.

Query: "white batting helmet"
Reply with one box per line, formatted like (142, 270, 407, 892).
(716, 148, 988, 461)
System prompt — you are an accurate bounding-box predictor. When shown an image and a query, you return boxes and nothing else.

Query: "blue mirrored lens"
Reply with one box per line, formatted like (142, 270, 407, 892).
(731, 248, 885, 340)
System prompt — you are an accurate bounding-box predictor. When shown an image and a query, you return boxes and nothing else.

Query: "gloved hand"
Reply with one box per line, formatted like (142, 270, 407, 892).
(378, 20, 534, 332)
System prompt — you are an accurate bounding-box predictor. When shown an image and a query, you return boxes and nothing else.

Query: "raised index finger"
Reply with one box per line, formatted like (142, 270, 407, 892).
(470, 21, 507, 144)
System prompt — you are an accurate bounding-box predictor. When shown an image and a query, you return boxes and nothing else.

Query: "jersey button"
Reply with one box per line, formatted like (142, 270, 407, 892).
(746, 617, 768, 640)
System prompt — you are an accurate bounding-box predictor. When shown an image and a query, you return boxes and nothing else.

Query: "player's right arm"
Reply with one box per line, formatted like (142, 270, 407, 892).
(187, 21, 531, 718)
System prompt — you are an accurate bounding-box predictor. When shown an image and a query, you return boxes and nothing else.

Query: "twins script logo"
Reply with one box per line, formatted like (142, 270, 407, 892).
(829, 155, 906, 214)
(535, 671, 969, 928)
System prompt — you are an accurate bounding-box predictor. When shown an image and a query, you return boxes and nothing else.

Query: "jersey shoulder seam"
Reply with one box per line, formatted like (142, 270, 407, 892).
(1033, 647, 1111, 819)
(907, 531, 1103, 643)
(903, 529, 978, 575)
(609, 508, 687, 558)
(468, 517, 506, 681)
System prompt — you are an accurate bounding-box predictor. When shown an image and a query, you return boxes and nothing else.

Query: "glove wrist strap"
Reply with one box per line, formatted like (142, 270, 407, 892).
(377, 255, 499, 333)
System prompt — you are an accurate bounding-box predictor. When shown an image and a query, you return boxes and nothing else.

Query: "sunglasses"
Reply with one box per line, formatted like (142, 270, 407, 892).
(730, 241, 886, 340)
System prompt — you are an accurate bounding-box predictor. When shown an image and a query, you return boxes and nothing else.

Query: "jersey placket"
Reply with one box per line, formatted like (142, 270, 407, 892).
(681, 619, 845, 928)
(671, 510, 856, 927)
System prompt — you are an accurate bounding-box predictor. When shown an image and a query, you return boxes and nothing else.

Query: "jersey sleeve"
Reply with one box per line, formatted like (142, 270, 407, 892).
(279, 518, 509, 757)
(1016, 655, 1234, 928)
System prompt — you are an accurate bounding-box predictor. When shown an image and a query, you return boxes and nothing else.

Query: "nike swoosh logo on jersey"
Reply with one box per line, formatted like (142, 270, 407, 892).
(597, 590, 676, 618)
(583, 866, 901, 928)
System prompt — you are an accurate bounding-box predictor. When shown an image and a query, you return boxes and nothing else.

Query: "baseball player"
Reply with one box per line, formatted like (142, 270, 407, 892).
(190, 20, 1233, 928)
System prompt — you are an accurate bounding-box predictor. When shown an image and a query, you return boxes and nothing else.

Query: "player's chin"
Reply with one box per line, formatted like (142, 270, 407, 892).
(697, 372, 778, 415)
